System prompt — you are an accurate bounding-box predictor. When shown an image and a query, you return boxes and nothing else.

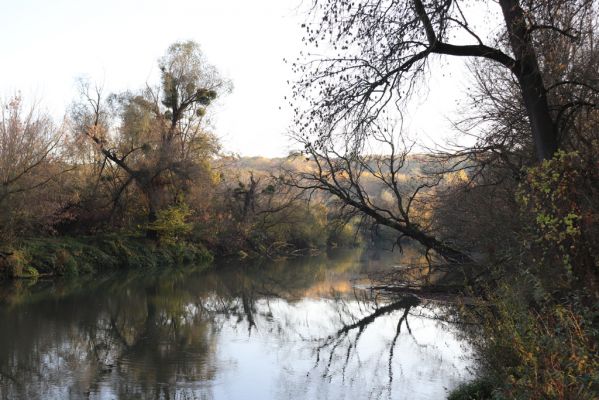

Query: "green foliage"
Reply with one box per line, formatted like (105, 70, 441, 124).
(95, 236, 156, 269)
(157, 241, 213, 266)
(147, 204, 193, 245)
(517, 150, 599, 288)
(24, 237, 116, 275)
(159, 41, 226, 111)
(448, 378, 495, 400)
(0, 235, 213, 280)
(55, 248, 79, 277)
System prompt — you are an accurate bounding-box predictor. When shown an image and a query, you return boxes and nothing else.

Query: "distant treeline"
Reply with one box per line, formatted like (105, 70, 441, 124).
(0, 42, 369, 280)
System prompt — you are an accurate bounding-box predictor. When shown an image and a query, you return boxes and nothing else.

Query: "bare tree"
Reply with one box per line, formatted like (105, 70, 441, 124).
(293, 0, 596, 161)
(0, 96, 68, 238)
(285, 124, 473, 265)
(0, 96, 62, 203)
(421, 3, 599, 269)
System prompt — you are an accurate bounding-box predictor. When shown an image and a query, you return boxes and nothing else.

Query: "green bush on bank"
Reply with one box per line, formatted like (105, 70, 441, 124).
(517, 150, 599, 290)
(453, 281, 599, 400)
(146, 203, 194, 246)
(0, 235, 213, 279)
(449, 150, 599, 400)
(448, 378, 495, 400)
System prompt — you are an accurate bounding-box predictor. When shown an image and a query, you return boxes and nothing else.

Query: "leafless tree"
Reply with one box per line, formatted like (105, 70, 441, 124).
(293, 0, 596, 162)
(0, 96, 69, 238)
(0, 96, 63, 204)
(285, 123, 472, 265)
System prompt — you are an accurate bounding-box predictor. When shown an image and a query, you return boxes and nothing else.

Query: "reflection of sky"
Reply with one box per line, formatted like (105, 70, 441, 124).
(211, 298, 473, 400)
(0, 250, 474, 399)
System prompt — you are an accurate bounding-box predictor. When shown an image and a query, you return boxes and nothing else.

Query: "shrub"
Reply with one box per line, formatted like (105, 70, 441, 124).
(448, 378, 495, 400)
(147, 204, 193, 245)
(455, 280, 599, 400)
(0, 250, 28, 278)
(0, 235, 213, 280)
(517, 150, 599, 290)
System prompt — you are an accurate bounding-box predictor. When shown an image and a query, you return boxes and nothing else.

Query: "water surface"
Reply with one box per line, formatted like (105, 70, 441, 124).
(0, 249, 473, 399)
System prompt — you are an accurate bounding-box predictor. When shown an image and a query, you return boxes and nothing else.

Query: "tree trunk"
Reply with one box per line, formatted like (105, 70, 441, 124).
(349, 198, 474, 265)
(145, 184, 160, 240)
(403, 226, 474, 265)
(500, 0, 559, 161)
(146, 208, 158, 240)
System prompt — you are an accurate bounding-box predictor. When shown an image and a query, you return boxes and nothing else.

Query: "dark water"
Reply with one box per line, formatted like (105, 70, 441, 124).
(0, 249, 473, 399)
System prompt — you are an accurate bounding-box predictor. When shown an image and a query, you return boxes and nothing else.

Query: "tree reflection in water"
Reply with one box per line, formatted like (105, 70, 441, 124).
(0, 249, 473, 400)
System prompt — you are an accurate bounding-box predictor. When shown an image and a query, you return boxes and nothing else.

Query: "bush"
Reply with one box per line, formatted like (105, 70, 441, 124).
(448, 378, 495, 400)
(146, 204, 193, 245)
(455, 279, 599, 400)
(0, 250, 28, 278)
(451, 150, 599, 400)
(517, 150, 599, 290)
(0, 235, 213, 280)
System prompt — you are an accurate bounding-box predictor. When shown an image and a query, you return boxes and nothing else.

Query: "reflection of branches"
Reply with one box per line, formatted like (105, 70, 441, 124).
(0, 251, 476, 400)
(0, 369, 20, 385)
(315, 295, 420, 382)
(333, 296, 418, 339)
(388, 306, 411, 397)
(241, 292, 256, 334)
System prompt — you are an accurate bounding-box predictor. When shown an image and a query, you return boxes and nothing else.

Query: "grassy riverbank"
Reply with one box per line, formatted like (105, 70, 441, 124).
(0, 235, 213, 279)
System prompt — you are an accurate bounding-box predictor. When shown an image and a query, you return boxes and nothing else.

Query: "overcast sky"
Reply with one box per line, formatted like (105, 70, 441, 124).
(0, 0, 472, 157)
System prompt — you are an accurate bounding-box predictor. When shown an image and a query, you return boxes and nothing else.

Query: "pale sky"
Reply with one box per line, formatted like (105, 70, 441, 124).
(0, 0, 473, 157)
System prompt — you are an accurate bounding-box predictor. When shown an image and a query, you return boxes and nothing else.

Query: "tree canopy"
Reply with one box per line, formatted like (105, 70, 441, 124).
(292, 0, 597, 161)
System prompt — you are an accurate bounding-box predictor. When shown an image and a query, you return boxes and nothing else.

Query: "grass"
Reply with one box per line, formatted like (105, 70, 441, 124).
(0, 234, 213, 279)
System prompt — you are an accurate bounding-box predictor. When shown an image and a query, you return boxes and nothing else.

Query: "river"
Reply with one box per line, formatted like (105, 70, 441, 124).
(0, 248, 474, 399)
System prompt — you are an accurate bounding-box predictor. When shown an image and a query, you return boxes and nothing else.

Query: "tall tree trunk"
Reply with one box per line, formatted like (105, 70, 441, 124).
(146, 208, 158, 240)
(348, 197, 474, 265)
(500, 0, 559, 161)
(145, 183, 161, 240)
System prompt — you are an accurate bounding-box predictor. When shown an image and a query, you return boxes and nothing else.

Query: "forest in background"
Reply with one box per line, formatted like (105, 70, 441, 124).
(0, 42, 373, 280)
(1, 0, 599, 398)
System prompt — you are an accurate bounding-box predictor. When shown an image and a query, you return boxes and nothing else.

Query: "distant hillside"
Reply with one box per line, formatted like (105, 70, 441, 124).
(229, 154, 430, 177)
(218, 155, 446, 213)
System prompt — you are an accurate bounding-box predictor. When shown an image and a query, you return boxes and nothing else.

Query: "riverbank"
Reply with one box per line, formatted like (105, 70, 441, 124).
(447, 276, 599, 400)
(0, 235, 213, 279)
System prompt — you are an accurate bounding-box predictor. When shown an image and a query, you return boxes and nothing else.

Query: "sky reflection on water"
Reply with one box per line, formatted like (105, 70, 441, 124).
(0, 249, 473, 399)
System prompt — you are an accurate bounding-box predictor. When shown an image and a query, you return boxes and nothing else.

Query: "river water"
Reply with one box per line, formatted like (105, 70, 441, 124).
(0, 249, 473, 399)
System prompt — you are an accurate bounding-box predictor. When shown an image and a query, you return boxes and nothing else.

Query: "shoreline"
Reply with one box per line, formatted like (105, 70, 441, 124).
(0, 235, 214, 280)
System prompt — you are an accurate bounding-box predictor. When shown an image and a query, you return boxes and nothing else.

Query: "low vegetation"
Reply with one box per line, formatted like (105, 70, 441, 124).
(0, 42, 362, 280)
(1, 235, 213, 279)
